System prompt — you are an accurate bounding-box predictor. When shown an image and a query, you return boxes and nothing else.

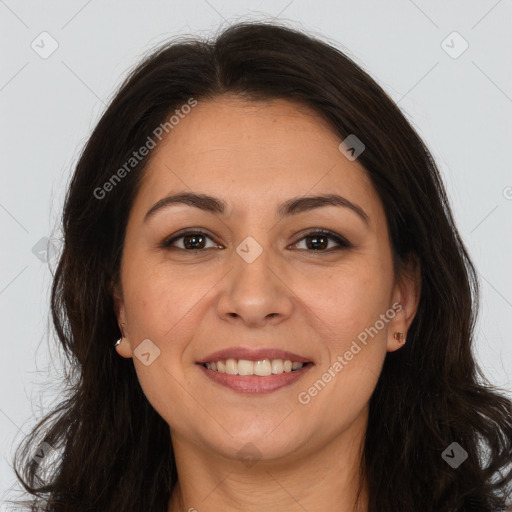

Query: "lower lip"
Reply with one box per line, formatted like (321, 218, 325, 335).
(197, 363, 313, 394)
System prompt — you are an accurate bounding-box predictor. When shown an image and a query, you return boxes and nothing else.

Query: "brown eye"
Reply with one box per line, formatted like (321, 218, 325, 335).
(161, 228, 351, 253)
(161, 230, 219, 251)
(292, 229, 351, 252)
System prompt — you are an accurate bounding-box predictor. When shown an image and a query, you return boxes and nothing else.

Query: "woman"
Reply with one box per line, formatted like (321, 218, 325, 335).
(11, 21, 512, 512)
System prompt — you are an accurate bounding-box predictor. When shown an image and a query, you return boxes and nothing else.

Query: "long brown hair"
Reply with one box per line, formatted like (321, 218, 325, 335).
(10, 21, 512, 511)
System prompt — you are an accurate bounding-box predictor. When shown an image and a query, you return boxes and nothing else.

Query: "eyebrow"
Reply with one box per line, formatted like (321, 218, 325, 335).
(144, 191, 370, 225)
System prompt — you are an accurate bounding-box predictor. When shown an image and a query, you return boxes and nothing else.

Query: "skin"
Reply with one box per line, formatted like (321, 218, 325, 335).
(114, 95, 421, 512)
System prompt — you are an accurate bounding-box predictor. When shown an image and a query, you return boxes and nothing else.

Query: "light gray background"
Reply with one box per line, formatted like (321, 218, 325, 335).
(1, 0, 511, 504)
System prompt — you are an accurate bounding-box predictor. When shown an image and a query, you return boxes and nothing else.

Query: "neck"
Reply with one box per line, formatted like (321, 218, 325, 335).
(167, 411, 369, 512)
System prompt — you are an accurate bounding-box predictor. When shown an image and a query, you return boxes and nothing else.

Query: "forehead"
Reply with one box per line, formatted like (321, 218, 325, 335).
(134, 96, 381, 224)
(151, 96, 345, 169)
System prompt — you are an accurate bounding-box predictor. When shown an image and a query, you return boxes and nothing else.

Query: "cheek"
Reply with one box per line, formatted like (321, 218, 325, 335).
(121, 251, 201, 340)
(295, 258, 392, 407)
(300, 288, 389, 426)
(120, 258, 202, 425)
(299, 261, 393, 345)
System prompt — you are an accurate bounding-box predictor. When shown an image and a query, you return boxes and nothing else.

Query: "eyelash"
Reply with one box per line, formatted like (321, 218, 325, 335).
(160, 228, 352, 253)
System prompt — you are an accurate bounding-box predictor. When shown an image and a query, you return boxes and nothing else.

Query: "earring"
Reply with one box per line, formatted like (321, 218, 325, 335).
(393, 332, 405, 344)
(114, 323, 126, 349)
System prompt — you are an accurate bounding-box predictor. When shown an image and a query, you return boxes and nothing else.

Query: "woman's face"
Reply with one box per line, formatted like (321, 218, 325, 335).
(115, 95, 419, 464)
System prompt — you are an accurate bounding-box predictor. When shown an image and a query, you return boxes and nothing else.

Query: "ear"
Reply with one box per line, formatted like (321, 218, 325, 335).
(386, 254, 421, 352)
(112, 280, 133, 359)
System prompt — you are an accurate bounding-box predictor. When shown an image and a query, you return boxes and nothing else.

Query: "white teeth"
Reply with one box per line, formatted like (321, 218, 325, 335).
(271, 359, 283, 374)
(204, 358, 306, 376)
(225, 358, 238, 375)
(254, 359, 272, 376)
(238, 359, 254, 375)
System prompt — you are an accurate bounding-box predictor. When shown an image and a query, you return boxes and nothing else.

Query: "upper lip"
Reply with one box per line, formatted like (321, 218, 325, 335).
(197, 347, 312, 364)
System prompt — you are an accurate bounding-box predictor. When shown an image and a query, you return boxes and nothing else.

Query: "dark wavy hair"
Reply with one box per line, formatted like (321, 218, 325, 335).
(9, 20, 512, 512)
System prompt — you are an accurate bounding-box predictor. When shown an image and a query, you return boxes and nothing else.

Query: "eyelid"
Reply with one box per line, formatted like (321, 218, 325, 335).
(160, 228, 352, 251)
(289, 228, 351, 248)
(161, 228, 218, 249)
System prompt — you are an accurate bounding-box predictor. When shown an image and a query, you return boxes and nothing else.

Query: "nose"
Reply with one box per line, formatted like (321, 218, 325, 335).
(216, 244, 293, 328)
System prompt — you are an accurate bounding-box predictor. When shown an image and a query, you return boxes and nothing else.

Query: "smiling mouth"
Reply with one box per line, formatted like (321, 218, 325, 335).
(201, 358, 312, 376)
